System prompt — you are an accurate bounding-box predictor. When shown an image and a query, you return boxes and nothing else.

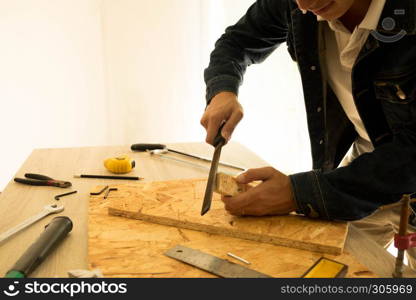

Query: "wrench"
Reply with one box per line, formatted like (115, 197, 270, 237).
(0, 204, 64, 245)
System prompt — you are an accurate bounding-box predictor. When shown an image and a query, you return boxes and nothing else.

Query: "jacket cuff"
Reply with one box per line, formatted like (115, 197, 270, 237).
(205, 75, 241, 103)
(289, 170, 331, 220)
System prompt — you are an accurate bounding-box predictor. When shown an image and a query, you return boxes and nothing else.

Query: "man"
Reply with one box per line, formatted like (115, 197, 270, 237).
(201, 0, 416, 267)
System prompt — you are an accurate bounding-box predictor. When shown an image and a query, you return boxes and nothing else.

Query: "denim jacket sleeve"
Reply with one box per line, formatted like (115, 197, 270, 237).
(204, 0, 289, 102)
(290, 124, 416, 221)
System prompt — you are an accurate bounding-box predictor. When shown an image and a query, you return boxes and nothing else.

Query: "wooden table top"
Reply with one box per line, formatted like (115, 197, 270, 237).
(0, 142, 414, 277)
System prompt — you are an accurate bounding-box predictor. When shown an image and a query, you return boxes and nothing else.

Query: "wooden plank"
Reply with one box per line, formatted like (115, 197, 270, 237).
(107, 178, 348, 255)
(89, 188, 376, 278)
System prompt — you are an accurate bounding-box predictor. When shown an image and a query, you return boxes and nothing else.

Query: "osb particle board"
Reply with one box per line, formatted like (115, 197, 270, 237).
(88, 186, 376, 278)
(106, 178, 347, 255)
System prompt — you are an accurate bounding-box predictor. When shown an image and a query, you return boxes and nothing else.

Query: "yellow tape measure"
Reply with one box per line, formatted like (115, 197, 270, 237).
(302, 257, 348, 278)
(104, 155, 135, 174)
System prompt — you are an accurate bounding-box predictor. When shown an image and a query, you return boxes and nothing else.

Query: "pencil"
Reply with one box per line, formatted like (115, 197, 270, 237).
(74, 175, 142, 180)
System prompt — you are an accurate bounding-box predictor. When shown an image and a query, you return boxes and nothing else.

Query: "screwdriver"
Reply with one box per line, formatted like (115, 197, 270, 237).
(131, 143, 245, 171)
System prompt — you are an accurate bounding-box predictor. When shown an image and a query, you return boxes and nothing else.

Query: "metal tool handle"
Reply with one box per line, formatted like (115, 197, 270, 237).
(131, 133, 245, 171)
(131, 143, 166, 152)
(213, 123, 226, 147)
(5, 216, 73, 278)
(166, 149, 245, 171)
(14, 178, 46, 186)
(155, 153, 210, 171)
(25, 173, 54, 181)
(0, 205, 64, 244)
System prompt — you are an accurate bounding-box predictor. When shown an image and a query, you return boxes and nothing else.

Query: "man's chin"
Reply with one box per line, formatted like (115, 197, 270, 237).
(314, 11, 344, 21)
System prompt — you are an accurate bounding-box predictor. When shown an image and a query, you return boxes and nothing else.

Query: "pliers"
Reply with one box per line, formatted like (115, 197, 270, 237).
(14, 173, 72, 188)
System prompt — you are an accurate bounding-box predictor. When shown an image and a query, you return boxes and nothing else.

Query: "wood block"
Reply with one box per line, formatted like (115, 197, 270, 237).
(214, 172, 251, 196)
(89, 187, 377, 278)
(106, 178, 348, 255)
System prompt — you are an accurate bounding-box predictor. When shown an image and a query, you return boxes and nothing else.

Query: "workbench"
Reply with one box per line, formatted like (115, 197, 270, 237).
(0, 142, 414, 278)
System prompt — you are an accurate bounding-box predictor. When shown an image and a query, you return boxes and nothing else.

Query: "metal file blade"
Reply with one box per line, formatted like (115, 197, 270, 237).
(201, 124, 226, 216)
(201, 142, 223, 215)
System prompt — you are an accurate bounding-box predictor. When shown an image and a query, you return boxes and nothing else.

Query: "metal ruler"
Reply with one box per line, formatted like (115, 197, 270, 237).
(164, 245, 272, 278)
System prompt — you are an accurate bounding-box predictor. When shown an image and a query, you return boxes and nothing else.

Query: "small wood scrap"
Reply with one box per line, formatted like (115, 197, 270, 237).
(214, 172, 252, 197)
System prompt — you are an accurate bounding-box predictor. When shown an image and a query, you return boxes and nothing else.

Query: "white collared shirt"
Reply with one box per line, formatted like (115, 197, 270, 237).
(318, 0, 386, 166)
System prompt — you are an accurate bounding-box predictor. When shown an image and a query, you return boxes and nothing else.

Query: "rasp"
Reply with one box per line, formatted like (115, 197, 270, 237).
(201, 124, 226, 216)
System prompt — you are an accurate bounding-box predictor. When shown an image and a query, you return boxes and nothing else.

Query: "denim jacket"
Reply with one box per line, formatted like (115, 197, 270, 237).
(204, 0, 416, 221)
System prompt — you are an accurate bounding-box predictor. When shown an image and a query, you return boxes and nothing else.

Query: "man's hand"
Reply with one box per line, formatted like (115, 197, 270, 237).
(200, 92, 244, 145)
(222, 167, 297, 216)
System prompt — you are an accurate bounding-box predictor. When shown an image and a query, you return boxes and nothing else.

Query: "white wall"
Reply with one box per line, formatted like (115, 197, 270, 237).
(101, 0, 207, 145)
(0, 0, 311, 190)
(0, 0, 107, 188)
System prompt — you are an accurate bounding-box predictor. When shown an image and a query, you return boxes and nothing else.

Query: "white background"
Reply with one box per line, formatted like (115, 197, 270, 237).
(0, 0, 311, 190)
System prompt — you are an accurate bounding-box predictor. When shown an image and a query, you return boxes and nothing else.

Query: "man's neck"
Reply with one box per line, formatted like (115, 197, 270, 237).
(339, 0, 372, 32)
